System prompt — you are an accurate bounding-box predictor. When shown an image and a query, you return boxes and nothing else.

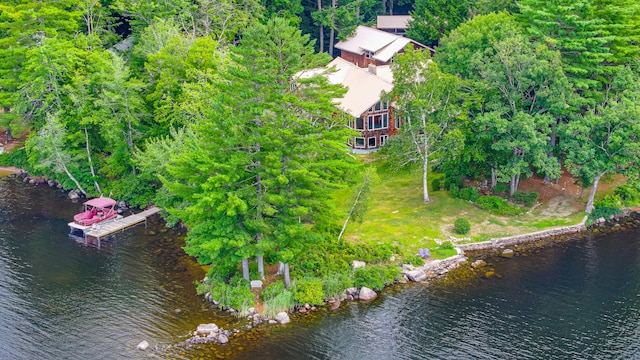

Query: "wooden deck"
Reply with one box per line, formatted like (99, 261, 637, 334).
(85, 207, 161, 240)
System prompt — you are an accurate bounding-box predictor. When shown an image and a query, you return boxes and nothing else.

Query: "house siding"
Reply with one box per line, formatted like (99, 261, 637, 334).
(351, 105, 400, 151)
(340, 50, 390, 68)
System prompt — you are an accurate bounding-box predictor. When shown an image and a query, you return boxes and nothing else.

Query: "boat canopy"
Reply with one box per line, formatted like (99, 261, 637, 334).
(84, 197, 117, 208)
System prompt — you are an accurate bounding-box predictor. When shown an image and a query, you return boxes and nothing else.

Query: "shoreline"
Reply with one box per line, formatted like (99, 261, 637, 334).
(0, 166, 22, 177)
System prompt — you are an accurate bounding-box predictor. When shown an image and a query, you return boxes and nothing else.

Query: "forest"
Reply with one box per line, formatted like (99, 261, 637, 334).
(1, 0, 640, 314)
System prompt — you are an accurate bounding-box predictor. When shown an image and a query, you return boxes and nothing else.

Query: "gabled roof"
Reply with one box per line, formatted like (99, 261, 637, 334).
(335, 25, 428, 63)
(297, 57, 393, 118)
(376, 15, 413, 30)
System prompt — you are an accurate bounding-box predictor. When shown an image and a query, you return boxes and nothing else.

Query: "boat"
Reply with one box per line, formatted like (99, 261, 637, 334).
(68, 197, 122, 236)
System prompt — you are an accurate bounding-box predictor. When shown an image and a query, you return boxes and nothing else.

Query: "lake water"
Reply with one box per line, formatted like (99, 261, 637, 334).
(1, 176, 638, 359)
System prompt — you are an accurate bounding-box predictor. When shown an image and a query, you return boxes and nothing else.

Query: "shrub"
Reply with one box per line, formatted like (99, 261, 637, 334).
(444, 176, 464, 191)
(403, 254, 425, 266)
(449, 183, 460, 198)
(513, 191, 539, 207)
(260, 282, 286, 301)
(595, 195, 622, 208)
(492, 183, 508, 195)
(615, 183, 640, 205)
(590, 206, 623, 221)
(353, 264, 401, 290)
(454, 217, 471, 235)
(321, 273, 353, 298)
(262, 289, 295, 318)
(458, 187, 479, 202)
(292, 278, 325, 305)
(0, 146, 29, 169)
(197, 278, 254, 311)
(431, 177, 442, 191)
(476, 196, 526, 216)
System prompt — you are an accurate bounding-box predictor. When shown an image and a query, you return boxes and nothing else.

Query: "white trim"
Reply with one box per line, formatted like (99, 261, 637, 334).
(368, 137, 377, 148)
(354, 137, 366, 148)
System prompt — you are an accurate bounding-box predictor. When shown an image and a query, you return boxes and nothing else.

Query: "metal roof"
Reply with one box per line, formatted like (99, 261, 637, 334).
(376, 15, 413, 30)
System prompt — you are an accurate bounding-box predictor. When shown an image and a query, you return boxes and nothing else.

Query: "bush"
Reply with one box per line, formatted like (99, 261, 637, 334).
(458, 187, 479, 202)
(476, 196, 526, 216)
(454, 217, 471, 235)
(492, 183, 508, 195)
(321, 273, 353, 298)
(292, 278, 325, 305)
(431, 177, 442, 191)
(595, 195, 622, 208)
(262, 289, 295, 318)
(513, 191, 539, 207)
(615, 183, 640, 205)
(353, 264, 401, 290)
(403, 254, 425, 266)
(449, 183, 460, 198)
(590, 206, 623, 221)
(260, 282, 286, 301)
(196, 278, 254, 311)
(444, 176, 464, 191)
(0, 146, 29, 169)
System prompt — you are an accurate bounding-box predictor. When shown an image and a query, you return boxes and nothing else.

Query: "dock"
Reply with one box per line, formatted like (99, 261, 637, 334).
(85, 207, 161, 240)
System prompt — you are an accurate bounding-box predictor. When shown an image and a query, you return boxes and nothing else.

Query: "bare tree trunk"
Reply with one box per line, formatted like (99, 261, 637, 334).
(338, 178, 367, 241)
(283, 263, 291, 288)
(318, 0, 324, 53)
(509, 174, 518, 197)
(328, 0, 336, 56)
(84, 128, 102, 196)
(585, 172, 605, 214)
(491, 167, 497, 189)
(423, 153, 430, 202)
(242, 258, 250, 282)
(56, 151, 87, 195)
(277, 261, 285, 275)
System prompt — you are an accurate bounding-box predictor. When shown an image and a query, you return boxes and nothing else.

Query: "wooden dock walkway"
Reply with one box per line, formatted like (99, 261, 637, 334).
(85, 207, 161, 240)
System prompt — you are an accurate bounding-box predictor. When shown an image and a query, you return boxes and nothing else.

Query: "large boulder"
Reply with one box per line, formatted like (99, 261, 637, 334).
(275, 312, 291, 325)
(250, 280, 263, 289)
(196, 323, 219, 335)
(405, 269, 427, 282)
(358, 287, 377, 301)
(68, 190, 80, 200)
(501, 249, 514, 258)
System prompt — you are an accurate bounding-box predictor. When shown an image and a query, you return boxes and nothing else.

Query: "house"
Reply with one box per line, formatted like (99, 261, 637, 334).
(295, 57, 399, 152)
(376, 15, 413, 36)
(335, 25, 430, 68)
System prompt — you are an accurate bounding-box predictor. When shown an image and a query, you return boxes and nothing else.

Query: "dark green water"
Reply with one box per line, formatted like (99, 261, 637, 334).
(1, 177, 639, 359)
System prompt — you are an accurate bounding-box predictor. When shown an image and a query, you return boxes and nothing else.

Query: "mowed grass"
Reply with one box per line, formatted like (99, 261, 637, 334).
(332, 160, 585, 258)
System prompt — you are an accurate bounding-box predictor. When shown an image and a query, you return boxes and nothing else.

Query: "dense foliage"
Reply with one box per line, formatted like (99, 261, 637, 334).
(2, 0, 640, 313)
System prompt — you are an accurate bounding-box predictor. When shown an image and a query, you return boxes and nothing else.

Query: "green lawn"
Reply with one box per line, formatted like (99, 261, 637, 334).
(332, 159, 585, 258)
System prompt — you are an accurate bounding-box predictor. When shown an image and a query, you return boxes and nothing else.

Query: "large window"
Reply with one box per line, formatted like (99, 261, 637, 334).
(369, 101, 389, 112)
(368, 113, 388, 130)
(354, 137, 365, 148)
(355, 117, 364, 130)
(368, 137, 376, 148)
(380, 135, 389, 146)
(395, 114, 402, 129)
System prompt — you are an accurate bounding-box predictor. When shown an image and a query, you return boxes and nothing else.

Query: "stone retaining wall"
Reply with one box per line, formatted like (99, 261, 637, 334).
(456, 216, 589, 252)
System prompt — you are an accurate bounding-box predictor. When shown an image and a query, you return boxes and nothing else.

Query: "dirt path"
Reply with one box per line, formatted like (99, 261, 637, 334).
(539, 195, 578, 217)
